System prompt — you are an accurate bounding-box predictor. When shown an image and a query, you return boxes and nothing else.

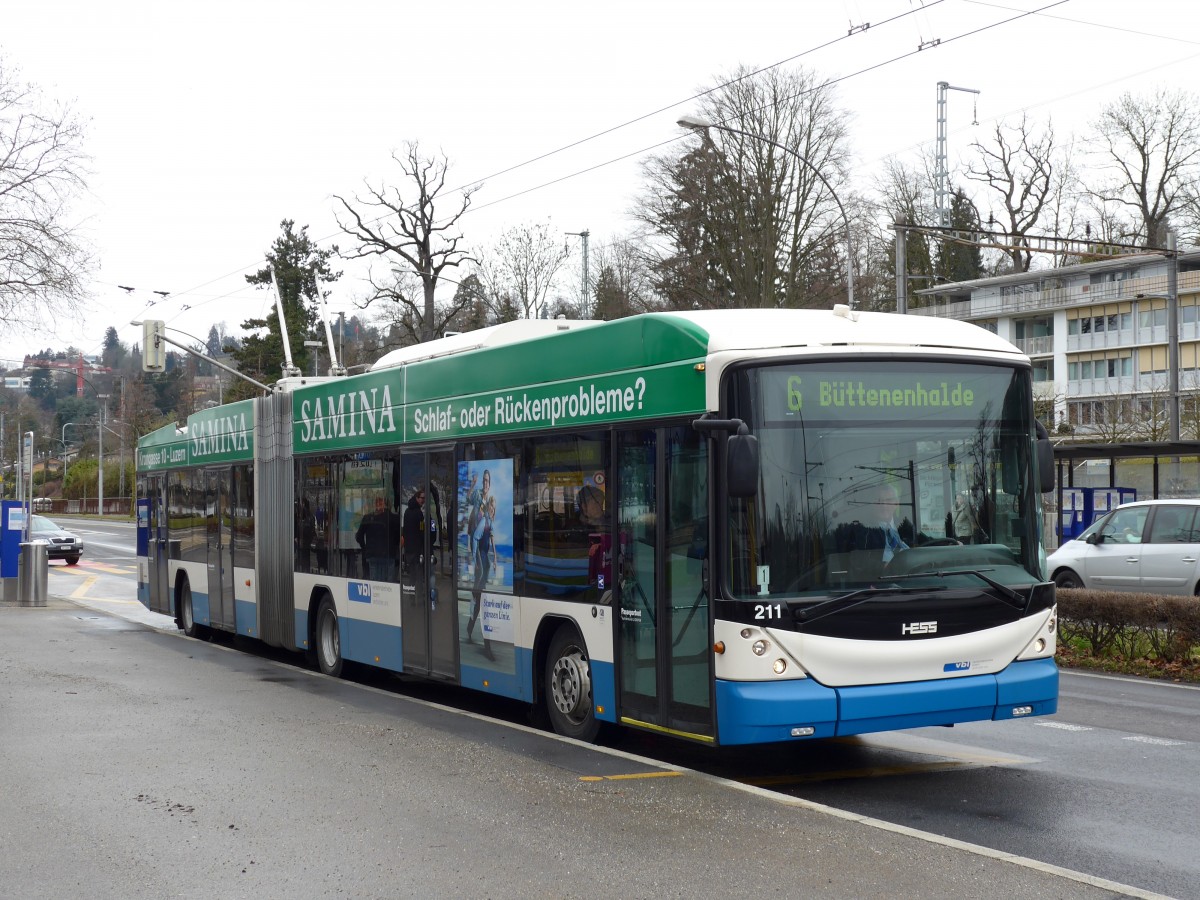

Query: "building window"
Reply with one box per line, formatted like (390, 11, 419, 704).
(1139, 307, 1167, 329)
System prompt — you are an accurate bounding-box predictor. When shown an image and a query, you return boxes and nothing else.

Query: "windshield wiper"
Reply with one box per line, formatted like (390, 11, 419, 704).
(893, 568, 1026, 612)
(795, 586, 936, 625)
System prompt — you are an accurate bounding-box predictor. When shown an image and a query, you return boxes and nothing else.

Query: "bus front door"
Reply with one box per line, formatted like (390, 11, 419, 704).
(616, 427, 714, 742)
(400, 450, 457, 681)
(205, 469, 235, 631)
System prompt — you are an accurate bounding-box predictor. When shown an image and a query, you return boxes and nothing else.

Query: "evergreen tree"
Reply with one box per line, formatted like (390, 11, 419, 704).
(936, 189, 985, 284)
(230, 220, 340, 394)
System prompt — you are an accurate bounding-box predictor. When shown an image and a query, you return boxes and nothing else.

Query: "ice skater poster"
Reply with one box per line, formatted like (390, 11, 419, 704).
(457, 459, 514, 593)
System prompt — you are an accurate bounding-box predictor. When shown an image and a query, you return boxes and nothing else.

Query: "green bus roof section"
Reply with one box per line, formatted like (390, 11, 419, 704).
(292, 314, 712, 453)
(136, 399, 256, 471)
(136, 421, 189, 472)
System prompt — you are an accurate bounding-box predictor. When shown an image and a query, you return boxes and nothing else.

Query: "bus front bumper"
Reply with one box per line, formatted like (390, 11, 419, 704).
(713, 657, 1058, 746)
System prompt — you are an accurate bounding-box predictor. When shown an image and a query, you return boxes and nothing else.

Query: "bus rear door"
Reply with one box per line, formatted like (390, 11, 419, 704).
(144, 475, 171, 616)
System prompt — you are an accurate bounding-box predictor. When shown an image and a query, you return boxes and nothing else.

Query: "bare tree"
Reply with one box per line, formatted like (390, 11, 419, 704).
(1085, 395, 1144, 443)
(1086, 89, 1200, 247)
(334, 143, 477, 343)
(588, 235, 658, 320)
(637, 65, 853, 311)
(0, 57, 92, 331)
(1043, 137, 1088, 267)
(867, 157, 938, 311)
(476, 221, 570, 321)
(965, 114, 1057, 273)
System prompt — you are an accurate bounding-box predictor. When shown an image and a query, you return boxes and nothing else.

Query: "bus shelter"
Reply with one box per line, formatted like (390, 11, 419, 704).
(1050, 440, 1200, 543)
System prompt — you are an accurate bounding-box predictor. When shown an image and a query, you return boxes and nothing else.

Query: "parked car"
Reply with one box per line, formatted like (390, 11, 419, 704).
(32, 497, 53, 511)
(1047, 499, 1200, 595)
(29, 514, 84, 565)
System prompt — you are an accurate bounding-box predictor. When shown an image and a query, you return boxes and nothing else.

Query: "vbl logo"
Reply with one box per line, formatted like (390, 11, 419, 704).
(349, 582, 373, 603)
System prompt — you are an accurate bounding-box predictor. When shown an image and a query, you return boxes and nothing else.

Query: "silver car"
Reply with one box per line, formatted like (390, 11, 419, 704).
(30, 515, 84, 566)
(1047, 499, 1200, 595)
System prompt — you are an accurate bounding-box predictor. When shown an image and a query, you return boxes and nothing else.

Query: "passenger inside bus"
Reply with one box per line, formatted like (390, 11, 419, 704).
(357, 496, 400, 581)
(578, 484, 612, 601)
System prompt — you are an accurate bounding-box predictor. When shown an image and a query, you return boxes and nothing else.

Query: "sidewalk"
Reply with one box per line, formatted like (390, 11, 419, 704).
(2, 581, 179, 633)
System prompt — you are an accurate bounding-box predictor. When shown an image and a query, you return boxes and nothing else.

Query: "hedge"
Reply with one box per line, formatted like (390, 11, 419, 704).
(1056, 588, 1200, 664)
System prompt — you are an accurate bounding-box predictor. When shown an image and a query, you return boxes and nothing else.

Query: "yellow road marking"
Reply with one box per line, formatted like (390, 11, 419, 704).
(579, 771, 682, 782)
(69, 576, 99, 599)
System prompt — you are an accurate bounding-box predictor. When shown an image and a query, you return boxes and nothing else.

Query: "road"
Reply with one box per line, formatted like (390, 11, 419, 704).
(43, 516, 1198, 898)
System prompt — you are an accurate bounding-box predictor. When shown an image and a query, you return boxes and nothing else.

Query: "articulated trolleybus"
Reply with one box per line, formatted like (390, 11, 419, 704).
(137, 308, 1058, 745)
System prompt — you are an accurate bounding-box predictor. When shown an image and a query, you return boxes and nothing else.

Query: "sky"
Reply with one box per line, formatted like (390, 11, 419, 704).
(2, 0, 1198, 369)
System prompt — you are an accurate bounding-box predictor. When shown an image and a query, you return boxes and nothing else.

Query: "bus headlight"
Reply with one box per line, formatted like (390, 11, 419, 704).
(772, 658, 787, 675)
(752, 639, 769, 656)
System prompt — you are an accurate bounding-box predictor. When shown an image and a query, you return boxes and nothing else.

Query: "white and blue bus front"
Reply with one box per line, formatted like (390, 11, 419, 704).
(708, 350, 1057, 745)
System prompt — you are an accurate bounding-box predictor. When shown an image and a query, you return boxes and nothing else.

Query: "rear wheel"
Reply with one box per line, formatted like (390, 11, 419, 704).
(1053, 569, 1082, 589)
(179, 580, 207, 639)
(65, 555, 80, 566)
(544, 626, 599, 742)
(315, 597, 343, 677)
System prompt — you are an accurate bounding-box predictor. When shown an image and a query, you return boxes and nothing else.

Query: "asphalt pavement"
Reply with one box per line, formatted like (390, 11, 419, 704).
(0, 587, 1166, 899)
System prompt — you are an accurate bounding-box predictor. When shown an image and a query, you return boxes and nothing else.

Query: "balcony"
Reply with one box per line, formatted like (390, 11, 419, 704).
(1014, 335, 1054, 356)
(1065, 328, 1135, 353)
(1067, 375, 1137, 398)
(911, 268, 1200, 321)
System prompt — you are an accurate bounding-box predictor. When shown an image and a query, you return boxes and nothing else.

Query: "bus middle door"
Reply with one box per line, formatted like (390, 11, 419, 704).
(399, 449, 457, 682)
(205, 469, 236, 631)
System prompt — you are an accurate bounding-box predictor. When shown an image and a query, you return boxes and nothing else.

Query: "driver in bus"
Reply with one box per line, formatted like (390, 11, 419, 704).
(830, 482, 909, 563)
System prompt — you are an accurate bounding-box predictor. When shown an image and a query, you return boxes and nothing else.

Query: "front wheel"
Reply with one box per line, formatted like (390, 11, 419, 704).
(315, 597, 344, 677)
(65, 555, 81, 566)
(544, 626, 599, 742)
(1053, 569, 1082, 589)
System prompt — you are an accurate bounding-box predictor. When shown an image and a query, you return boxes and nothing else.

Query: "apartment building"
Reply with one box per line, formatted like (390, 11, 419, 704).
(911, 249, 1200, 438)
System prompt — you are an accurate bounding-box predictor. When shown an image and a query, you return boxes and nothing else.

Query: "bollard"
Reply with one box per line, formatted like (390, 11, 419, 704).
(18, 542, 49, 608)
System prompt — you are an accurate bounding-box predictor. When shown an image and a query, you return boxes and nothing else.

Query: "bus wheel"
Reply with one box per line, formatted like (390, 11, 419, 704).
(545, 626, 599, 742)
(315, 597, 343, 678)
(180, 580, 207, 640)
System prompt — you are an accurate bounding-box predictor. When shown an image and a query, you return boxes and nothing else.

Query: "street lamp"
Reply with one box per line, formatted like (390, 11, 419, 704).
(97, 394, 109, 515)
(303, 340, 323, 377)
(676, 115, 855, 309)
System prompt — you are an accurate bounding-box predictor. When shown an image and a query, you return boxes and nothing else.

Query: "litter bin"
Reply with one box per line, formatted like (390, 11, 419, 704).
(18, 542, 48, 608)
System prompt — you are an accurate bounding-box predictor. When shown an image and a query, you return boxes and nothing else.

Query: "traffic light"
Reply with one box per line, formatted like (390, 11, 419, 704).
(143, 319, 166, 372)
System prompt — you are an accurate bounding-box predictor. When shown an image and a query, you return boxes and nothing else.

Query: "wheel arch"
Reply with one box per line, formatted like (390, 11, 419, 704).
(531, 614, 584, 708)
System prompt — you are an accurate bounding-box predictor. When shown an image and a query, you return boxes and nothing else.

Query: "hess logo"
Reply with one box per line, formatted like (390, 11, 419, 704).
(901, 620, 937, 635)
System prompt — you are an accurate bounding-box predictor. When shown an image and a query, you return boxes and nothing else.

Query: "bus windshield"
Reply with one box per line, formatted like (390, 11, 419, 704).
(725, 359, 1044, 601)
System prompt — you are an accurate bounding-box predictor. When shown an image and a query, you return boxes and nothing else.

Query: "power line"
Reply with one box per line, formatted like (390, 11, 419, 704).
(95, 1, 943, 346)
